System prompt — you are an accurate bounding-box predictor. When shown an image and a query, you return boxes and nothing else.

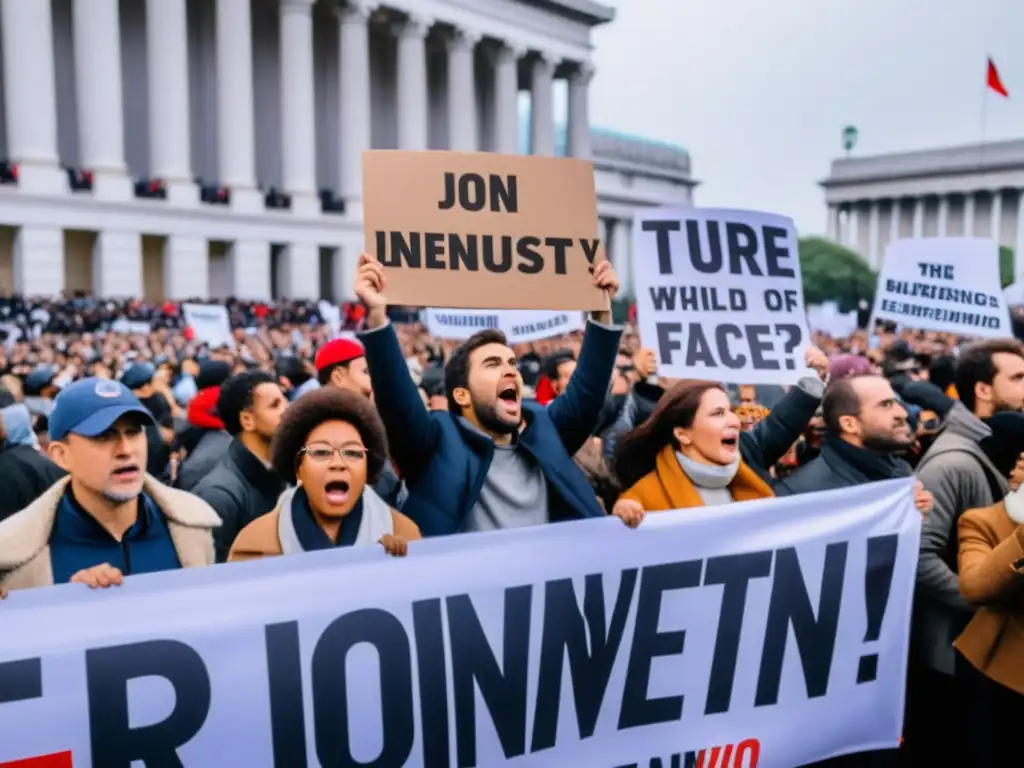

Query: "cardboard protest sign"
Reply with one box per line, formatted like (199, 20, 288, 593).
(423, 308, 585, 343)
(871, 238, 1011, 338)
(635, 207, 812, 384)
(362, 150, 606, 311)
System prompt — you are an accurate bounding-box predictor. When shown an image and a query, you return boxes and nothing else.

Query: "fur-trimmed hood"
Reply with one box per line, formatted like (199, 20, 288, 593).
(0, 475, 221, 591)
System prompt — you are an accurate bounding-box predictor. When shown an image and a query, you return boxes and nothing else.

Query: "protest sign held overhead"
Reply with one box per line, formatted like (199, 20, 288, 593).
(362, 150, 607, 311)
(423, 308, 586, 343)
(0, 480, 917, 768)
(871, 238, 1011, 338)
(635, 208, 812, 384)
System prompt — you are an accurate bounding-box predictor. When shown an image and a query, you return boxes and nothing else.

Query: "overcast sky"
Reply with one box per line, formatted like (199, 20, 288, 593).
(586, 0, 1024, 236)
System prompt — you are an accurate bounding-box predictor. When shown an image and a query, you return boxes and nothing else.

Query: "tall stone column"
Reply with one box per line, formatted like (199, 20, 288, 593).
(13, 227, 63, 296)
(396, 14, 431, 151)
(447, 28, 481, 151)
(911, 197, 924, 238)
(93, 232, 143, 297)
(338, 1, 375, 217)
(867, 202, 881, 269)
(889, 199, 902, 245)
(72, 0, 130, 199)
(991, 189, 1003, 243)
(529, 53, 556, 156)
(216, 0, 261, 211)
(963, 192, 976, 237)
(611, 218, 632, 297)
(279, 0, 318, 215)
(566, 62, 594, 159)
(827, 204, 839, 240)
(1, 0, 64, 193)
(937, 195, 949, 236)
(146, 0, 196, 204)
(163, 237, 209, 299)
(491, 42, 523, 154)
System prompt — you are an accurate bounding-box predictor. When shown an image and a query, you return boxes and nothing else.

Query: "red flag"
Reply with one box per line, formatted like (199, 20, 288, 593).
(987, 57, 1009, 97)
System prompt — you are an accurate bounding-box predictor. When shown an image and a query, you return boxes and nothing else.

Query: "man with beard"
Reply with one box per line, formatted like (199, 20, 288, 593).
(353, 253, 621, 536)
(192, 371, 289, 561)
(905, 338, 1024, 765)
(0, 379, 219, 592)
(774, 374, 931, 768)
(774, 375, 933, 509)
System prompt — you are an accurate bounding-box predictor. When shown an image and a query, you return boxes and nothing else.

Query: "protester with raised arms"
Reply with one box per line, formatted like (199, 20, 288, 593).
(228, 387, 418, 561)
(353, 252, 622, 536)
(0, 378, 219, 593)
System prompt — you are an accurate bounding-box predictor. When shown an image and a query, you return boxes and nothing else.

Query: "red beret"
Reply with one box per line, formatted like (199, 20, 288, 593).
(315, 338, 365, 372)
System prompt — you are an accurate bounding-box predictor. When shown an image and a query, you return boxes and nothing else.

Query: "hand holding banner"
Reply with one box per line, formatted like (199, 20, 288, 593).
(0, 481, 917, 767)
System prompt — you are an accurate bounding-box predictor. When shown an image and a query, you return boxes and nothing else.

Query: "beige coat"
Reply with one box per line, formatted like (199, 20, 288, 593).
(955, 500, 1024, 696)
(0, 475, 221, 591)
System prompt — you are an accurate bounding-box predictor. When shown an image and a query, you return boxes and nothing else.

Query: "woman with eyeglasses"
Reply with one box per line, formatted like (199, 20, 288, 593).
(227, 387, 420, 562)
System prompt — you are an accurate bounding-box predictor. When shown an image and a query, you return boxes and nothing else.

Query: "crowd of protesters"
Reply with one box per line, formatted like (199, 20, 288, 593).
(0, 261, 1023, 766)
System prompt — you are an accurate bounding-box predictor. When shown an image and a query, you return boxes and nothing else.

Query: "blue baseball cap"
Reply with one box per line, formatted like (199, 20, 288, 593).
(49, 377, 155, 440)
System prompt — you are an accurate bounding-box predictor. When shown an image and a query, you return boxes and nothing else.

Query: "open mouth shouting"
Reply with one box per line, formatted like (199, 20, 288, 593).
(324, 479, 350, 506)
(111, 464, 141, 484)
(497, 383, 521, 417)
(720, 432, 739, 454)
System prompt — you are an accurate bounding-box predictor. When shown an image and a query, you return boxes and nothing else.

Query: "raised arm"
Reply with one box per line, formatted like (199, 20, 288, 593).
(548, 261, 623, 456)
(355, 254, 440, 480)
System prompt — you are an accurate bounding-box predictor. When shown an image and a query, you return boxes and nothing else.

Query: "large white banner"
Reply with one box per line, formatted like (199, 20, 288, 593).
(634, 207, 813, 385)
(0, 480, 918, 768)
(871, 237, 1011, 337)
(423, 308, 585, 343)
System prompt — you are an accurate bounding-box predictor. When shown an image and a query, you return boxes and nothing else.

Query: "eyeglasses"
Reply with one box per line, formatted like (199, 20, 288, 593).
(298, 442, 369, 464)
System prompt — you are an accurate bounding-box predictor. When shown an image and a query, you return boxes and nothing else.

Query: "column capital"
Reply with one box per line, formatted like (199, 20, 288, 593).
(398, 13, 433, 38)
(532, 50, 559, 68)
(447, 27, 482, 52)
(569, 61, 595, 85)
(337, 0, 376, 24)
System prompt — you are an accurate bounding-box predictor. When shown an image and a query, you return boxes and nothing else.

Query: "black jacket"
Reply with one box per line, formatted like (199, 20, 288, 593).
(177, 429, 232, 492)
(774, 436, 913, 497)
(192, 438, 287, 562)
(0, 444, 66, 522)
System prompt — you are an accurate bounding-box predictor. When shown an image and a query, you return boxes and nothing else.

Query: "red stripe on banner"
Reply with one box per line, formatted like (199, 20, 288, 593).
(0, 752, 74, 768)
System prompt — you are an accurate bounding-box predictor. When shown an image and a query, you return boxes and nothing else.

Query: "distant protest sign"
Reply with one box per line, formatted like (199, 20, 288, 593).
(424, 308, 585, 343)
(635, 208, 812, 384)
(362, 150, 606, 311)
(182, 304, 234, 348)
(871, 238, 1010, 338)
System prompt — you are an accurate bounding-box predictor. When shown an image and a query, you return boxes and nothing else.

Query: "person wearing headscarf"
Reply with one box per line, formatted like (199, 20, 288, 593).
(0, 404, 66, 522)
(228, 387, 419, 560)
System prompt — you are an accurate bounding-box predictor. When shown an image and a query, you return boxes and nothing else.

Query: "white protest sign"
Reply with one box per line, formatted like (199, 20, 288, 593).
(871, 238, 1011, 337)
(0, 480, 917, 767)
(182, 303, 234, 348)
(635, 207, 812, 384)
(423, 308, 585, 343)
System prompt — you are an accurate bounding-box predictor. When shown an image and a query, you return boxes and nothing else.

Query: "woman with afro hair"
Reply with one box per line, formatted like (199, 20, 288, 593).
(227, 387, 420, 561)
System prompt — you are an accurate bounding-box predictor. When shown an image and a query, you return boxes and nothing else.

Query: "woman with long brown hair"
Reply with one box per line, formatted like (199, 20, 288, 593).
(611, 379, 775, 526)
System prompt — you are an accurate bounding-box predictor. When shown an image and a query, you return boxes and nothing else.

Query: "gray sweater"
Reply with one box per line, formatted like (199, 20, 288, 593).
(914, 402, 1006, 674)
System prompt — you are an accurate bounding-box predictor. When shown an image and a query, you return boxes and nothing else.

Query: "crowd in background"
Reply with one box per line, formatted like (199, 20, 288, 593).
(1, 266, 1024, 767)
